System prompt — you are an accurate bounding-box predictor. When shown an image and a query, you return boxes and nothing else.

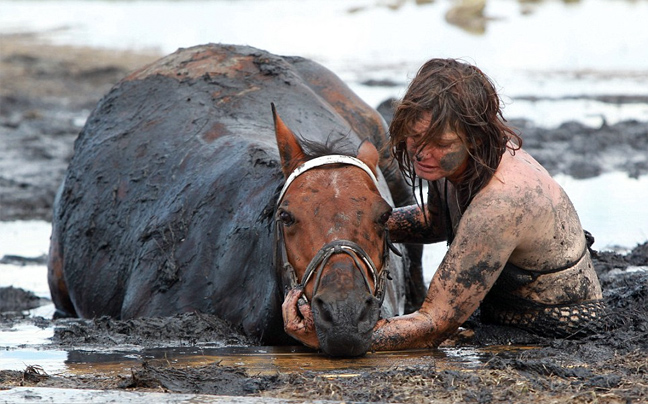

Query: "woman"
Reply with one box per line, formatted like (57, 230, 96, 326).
(283, 58, 606, 350)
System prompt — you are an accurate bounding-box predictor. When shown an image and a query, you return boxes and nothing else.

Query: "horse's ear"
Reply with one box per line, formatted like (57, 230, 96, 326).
(356, 139, 380, 177)
(272, 103, 308, 177)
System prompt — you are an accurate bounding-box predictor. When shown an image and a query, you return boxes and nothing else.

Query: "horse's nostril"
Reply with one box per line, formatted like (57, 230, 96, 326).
(313, 296, 333, 324)
(358, 296, 377, 322)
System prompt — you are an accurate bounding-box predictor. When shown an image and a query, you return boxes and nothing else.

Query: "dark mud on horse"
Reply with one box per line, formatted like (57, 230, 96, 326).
(46, 43, 424, 355)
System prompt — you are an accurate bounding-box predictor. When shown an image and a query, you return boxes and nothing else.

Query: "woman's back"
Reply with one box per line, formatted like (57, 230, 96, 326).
(477, 147, 603, 306)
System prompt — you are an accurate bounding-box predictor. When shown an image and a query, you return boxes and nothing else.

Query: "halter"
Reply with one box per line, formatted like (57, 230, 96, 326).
(273, 155, 400, 304)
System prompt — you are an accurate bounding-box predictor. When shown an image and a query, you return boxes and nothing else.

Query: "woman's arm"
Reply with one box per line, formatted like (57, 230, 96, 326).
(372, 192, 521, 350)
(388, 180, 448, 244)
(387, 205, 446, 244)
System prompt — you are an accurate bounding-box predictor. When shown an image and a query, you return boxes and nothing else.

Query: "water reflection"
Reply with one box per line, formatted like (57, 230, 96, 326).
(60, 345, 495, 377)
(0, 342, 502, 375)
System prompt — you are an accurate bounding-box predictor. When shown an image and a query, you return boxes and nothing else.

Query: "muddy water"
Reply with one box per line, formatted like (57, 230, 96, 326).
(1, 340, 523, 378)
(0, 249, 516, 380)
(0, 257, 506, 380)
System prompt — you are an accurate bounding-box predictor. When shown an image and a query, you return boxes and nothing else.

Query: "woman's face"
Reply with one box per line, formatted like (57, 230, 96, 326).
(406, 114, 468, 183)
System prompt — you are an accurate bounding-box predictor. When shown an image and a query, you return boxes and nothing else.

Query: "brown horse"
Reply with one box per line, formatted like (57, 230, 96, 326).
(273, 104, 400, 356)
(47, 44, 424, 357)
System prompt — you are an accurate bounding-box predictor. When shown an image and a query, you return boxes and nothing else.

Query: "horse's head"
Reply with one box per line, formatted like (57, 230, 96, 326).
(272, 104, 396, 357)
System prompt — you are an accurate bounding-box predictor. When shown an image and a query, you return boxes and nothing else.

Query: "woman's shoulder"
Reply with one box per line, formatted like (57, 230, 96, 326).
(493, 149, 555, 189)
(504, 148, 551, 176)
(473, 149, 558, 210)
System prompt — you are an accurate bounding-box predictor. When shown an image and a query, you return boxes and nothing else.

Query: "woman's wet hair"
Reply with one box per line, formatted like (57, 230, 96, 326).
(390, 58, 522, 209)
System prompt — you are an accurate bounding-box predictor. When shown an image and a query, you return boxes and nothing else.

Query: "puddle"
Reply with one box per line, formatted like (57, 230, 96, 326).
(0, 323, 55, 348)
(0, 349, 67, 374)
(0, 265, 51, 300)
(0, 343, 519, 378)
(554, 172, 648, 251)
(71, 345, 493, 376)
(0, 220, 50, 259)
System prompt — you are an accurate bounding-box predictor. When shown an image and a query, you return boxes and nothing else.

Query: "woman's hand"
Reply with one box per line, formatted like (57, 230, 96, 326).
(281, 288, 320, 350)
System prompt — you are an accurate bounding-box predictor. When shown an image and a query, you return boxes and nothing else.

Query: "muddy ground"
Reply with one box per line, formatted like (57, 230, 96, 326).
(1, 34, 647, 403)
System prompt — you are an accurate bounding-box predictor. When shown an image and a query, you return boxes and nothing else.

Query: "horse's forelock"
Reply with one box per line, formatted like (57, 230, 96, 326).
(298, 131, 358, 159)
(262, 130, 361, 229)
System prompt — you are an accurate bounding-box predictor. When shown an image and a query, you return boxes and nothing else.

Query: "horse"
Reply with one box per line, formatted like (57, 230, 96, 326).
(47, 43, 424, 356)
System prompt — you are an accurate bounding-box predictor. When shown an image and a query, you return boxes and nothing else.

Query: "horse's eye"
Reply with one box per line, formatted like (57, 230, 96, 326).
(278, 210, 295, 226)
(378, 210, 392, 226)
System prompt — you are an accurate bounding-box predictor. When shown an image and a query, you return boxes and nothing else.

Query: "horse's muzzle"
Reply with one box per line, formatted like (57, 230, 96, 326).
(311, 280, 381, 357)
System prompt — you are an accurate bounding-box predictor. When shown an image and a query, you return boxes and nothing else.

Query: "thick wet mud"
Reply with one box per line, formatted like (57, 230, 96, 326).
(0, 287, 46, 313)
(1, 35, 647, 403)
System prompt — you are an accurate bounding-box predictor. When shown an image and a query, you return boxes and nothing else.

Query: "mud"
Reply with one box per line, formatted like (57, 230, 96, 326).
(0, 34, 159, 221)
(52, 312, 253, 349)
(0, 287, 47, 313)
(1, 35, 647, 403)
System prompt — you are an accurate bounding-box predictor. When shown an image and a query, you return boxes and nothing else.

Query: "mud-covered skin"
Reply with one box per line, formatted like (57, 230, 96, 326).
(47, 44, 420, 346)
(387, 196, 446, 245)
(408, 130, 469, 183)
(370, 146, 604, 350)
(289, 116, 604, 350)
(439, 149, 468, 172)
